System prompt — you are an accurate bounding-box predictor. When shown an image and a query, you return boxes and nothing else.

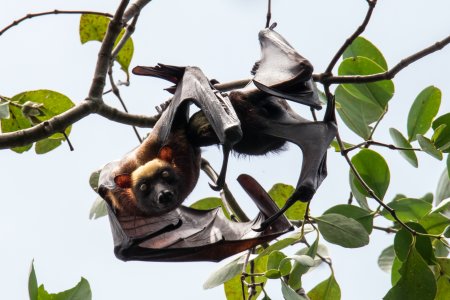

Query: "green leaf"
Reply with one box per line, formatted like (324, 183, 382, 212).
(50, 278, 92, 300)
(378, 245, 395, 273)
(267, 251, 287, 271)
(382, 198, 432, 222)
(324, 204, 373, 233)
(432, 113, 450, 152)
(389, 128, 418, 167)
(281, 281, 309, 300)
(435, 275, 450, 300)
(35, 139, 62, 154)
(224, 255, 267, 300)
(417, 134, 443, 160)
(257, 231, 304, 257)
(407, 86, 441, 141)
(448, 155, 450, 178)
(329, 139, 354, 152)
(349, 172, 371, 210)
(1, 104, 32, 153)
(420, 192, 434, 204)
(436, 169, 450, 215)
(0, 101, 9, 119)
(190, 197, 231, 219)
(203, 256, 244, 289)
(269, 183, 307, 220)
(28, 260, 38, 300)
(343, 36, 388, 70)
(431, 198, 450, 215)
(79, 14, 134, 78)
(307, 274, 341, 300)
(432, 124, 447, 143)
(351, 149, 390, 200)
(419, 213, 450, 235)
(2, 90, 74, 154)
(288, 236, 319, 290)
(438, 258, 450, 276)
(394, 224, 435, 265)
(264, 269, 282, 279)
(391, 256, 402, 286)
(89, 197, 108, 220)
(285, 255, 315, 268)
(338, 56, 394, 109)
(315, 213, 369, 248)
(435, 240, 450, 257)
(89, 169, 101, 193)
(335, 84, 382, 139)
(383, 248, 437, 300)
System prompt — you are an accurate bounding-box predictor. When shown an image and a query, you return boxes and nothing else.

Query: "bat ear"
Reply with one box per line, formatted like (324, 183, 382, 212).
(114, 174, 132, 188)
(158, 146, 173, 163)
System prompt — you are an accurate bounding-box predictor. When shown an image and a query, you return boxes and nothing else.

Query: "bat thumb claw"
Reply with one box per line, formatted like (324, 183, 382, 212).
(208, 182, 223, 191)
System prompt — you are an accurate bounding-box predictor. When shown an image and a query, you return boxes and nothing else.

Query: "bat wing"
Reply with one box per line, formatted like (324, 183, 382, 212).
(133, 64, 242, 147)
(248, 28, 321, 110)
(249, 96, 337, 230)
(100, 173, 292, 262)
(133, 64, 242, 189)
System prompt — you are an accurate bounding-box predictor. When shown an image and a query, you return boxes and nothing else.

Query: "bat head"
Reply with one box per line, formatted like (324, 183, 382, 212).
(114, 146, 183, 216)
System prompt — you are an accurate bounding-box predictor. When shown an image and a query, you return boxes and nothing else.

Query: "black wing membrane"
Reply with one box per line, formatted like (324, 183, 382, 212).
(251, 28, 321, 109)
(99, 173, 292, 262)
(133, 64, 242, 190)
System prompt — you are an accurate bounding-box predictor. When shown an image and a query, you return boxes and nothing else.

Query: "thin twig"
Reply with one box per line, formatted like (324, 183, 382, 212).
(319, 34, 450, 85)
(111, 14, 139, 60)
(342, 139, 421, 155)
(367, 108, 387, 141)
(108, 66, 143, 143)
(335, 130, 443, 240)
(324, 0, 377, 74)
(200, 158, 250, 222)
(265, 0, 272, 28)
(373, 225, 398, 234)
(0, 10, 113, 37)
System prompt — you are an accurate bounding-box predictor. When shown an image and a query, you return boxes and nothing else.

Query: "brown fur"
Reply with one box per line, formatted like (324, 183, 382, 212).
(105, 127, 200, 217)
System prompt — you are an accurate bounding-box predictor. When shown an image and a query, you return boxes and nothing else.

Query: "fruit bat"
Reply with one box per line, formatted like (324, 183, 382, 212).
(99, 172, 292, 262)
(134, 26, 337, 230)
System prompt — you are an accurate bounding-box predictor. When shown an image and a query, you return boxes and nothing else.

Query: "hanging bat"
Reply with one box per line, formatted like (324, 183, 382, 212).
(134, 26, 337, 230)
(99, 171, 292, 262)
(99, 64, 241, 219)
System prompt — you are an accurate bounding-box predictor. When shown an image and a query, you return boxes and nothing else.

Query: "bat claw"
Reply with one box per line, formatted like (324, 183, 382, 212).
(208, 181, 223, 191)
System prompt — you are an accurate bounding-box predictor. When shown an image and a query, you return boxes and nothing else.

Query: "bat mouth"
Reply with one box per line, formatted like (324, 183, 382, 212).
(158, 190, 175, 204)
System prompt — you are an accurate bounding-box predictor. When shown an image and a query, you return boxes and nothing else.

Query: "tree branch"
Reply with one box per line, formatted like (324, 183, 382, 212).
(318, 34, 450, 85)
(324, 0, 377, 74)
(0, 10, 113, 37)
(122, 0, 153, 23)
(0, 100, 96, 149)
(87, 0, 130, 101)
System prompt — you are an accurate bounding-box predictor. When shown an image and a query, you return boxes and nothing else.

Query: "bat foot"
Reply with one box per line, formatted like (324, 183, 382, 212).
(208, 181, 223, 191)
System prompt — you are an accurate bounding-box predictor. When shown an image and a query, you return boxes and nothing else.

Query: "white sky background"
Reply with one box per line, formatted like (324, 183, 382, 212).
(1, 0, 449, 299)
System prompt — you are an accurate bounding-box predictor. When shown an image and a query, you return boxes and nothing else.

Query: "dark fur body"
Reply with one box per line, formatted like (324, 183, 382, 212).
(188, 90, 298, 156)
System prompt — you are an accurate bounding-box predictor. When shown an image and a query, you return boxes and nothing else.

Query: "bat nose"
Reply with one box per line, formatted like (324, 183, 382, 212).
(158, 190, 174, 204)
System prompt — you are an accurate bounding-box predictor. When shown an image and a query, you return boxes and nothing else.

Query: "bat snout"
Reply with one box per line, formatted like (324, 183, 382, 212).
(158, 190, 175, 204)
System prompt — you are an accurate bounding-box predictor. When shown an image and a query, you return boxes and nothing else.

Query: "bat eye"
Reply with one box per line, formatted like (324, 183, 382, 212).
(139, 183, 148, 191)
(161, 170, 170, 179)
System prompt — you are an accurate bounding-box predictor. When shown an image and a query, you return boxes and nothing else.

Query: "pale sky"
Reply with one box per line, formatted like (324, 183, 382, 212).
(1, 1, 449, 299)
